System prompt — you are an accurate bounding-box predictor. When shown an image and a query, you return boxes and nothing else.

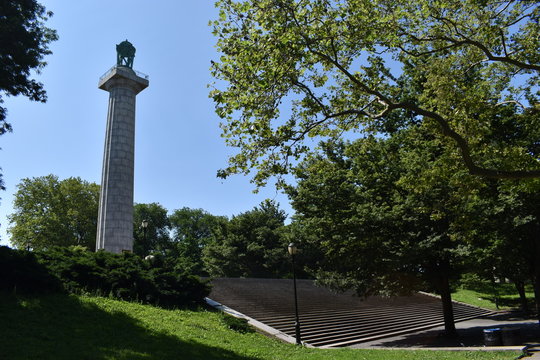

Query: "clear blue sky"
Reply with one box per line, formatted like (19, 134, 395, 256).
(0, 1, 293, 246)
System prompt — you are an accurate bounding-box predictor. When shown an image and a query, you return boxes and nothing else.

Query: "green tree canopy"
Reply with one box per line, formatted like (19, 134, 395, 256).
(8, 175, 99, 250)
(211, 0, 540, 187)
(0, 0, 57, 232)
(0, 0, 58, 134)
(169, 207, 228, 274)
(133, 203, 171, 257)
(203, 200, 289, 278)
(462, 180, 540, 313)
(288, 129, 492, 333)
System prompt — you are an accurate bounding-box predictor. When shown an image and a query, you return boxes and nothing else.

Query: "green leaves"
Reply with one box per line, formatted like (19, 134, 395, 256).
(133, 203, 171, 257)
(168, 207, 227, 275)
(8, 175, 99, 251)
(211, 0, 540, 186)
(0, 0, 58, 133)
(202, 200, 289, 278)
(288, 129, 480, 295)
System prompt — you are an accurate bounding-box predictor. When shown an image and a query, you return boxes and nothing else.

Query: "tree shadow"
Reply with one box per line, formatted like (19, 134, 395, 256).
(480, 295, 535, 310)
(361, 317, 540, 348)
(0, 293, 259, 360)
(466, 282, 532, 298)
(463, 281, 535, 310)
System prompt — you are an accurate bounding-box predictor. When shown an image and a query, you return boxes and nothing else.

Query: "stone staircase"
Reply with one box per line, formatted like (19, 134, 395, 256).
(207, 278, 493, 347)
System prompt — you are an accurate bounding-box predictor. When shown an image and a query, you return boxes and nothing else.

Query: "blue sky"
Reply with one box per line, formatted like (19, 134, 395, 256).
(0, 1, 293, 246)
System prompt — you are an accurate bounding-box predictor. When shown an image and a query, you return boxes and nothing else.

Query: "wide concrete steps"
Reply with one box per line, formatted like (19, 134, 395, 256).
(208, 278, 493, 347)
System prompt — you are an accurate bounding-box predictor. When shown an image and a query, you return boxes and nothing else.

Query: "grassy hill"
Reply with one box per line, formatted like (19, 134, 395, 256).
(452, 284, 535, 311)
(0, 292, 519, 360)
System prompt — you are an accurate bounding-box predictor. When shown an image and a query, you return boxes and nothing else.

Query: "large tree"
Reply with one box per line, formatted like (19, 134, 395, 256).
(288, 129, 490, 334)
(203, 200, 289, 278)
(169, 207, 228, 274)
(0, 0, 58, 134)
(464, 181, 540, 314)
(8, 175, 99, 250)
(211, 0, 540, 187)
(133, 203, 171, 257)
(0, 0, 57, 225)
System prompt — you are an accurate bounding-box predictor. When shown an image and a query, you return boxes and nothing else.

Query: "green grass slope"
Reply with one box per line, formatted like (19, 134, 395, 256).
(452, 284, 535, 311)
(0, 293, 518, 360)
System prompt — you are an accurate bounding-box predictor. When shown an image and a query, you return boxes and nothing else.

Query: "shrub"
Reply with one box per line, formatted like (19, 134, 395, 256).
(220, 313, 254, 333)
(459, 273, 492, 292)
(0, 246, 61, 294)
(0, 246, 210, 307)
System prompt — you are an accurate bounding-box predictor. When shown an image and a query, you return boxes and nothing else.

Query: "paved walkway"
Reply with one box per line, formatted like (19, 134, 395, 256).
(350, 313, 539, 347)
(350, 312, 540, 358)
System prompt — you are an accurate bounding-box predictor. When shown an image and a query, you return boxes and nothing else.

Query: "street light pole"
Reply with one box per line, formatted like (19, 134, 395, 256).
(141, 219, 148, 255)
(288, 242, 302, 345)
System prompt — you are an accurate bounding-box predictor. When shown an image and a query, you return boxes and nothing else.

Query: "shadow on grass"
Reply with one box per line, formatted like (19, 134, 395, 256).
(465, 282, 533, 297)
(480, 296, 535, 310)
(463, 282, 535, 310)
(0, 293, 258, 360)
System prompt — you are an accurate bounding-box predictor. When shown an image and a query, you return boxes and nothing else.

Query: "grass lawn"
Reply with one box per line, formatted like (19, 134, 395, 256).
(452, 283, 535, 311)
(0, 292, 519, 360)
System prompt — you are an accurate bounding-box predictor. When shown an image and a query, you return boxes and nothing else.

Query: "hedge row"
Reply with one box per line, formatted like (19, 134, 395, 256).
(0, 246, 210, 308)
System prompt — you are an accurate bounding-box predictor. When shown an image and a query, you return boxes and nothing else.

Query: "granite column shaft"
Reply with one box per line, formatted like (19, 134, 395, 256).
(96, 66, 148, 253)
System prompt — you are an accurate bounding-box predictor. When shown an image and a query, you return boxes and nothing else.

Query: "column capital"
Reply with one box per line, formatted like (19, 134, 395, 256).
(98, 66, 149, 94)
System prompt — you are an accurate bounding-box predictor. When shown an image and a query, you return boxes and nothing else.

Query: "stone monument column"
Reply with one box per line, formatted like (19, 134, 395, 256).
(96, 40, 148, 253)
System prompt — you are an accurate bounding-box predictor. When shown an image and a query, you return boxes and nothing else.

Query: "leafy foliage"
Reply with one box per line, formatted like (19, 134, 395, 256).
(211, 0, 540, 186)
(459, 181, 540, 312)
(287, 130, 488, 332)
(220, 313, 254, 333)
(203, 200, 289, 278)
(8, 175, 100, 250)
(0, 0, 58, 134)
(0, 246, 61, 294)
(0, 245, 210, 307)
(133, 203, 171, 257)
(0, 0, 57, 240)
(169, 207, 228, 275)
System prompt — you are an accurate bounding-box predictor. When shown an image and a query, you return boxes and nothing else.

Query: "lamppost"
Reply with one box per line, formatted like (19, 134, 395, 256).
(141, 219, 148, 254)
(288, 242, 302, 345)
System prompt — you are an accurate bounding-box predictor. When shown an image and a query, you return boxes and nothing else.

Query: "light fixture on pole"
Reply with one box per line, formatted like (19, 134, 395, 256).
(288, 242, 302, 345)
(141, 219, 149, 253)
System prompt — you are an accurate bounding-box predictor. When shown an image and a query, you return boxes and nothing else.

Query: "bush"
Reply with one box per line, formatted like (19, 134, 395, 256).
(220, 313, 254, 333)
(0, 246, 210, 307)
(459, 273, 492, 292)
(0, 246, 62, 294)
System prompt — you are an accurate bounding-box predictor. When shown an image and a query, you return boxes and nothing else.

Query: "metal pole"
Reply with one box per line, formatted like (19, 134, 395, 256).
(143, 226, 148, 253)
(292, 253, 302, 345)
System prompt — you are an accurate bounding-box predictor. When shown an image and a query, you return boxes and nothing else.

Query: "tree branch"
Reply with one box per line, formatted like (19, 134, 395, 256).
(429, 15, 540, 71)
(399, 102, 540, 179)
(270, 2, 540, 180)
(495, 100, 527, 110)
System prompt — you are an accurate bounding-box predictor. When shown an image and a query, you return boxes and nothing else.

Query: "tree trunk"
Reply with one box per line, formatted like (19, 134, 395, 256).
(514, 281, 529, 313)
(534, 233, 540, 325)
(535, 274, 540, 325)
(535, 267, 540, 325)
(438, 273, 457, 335)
